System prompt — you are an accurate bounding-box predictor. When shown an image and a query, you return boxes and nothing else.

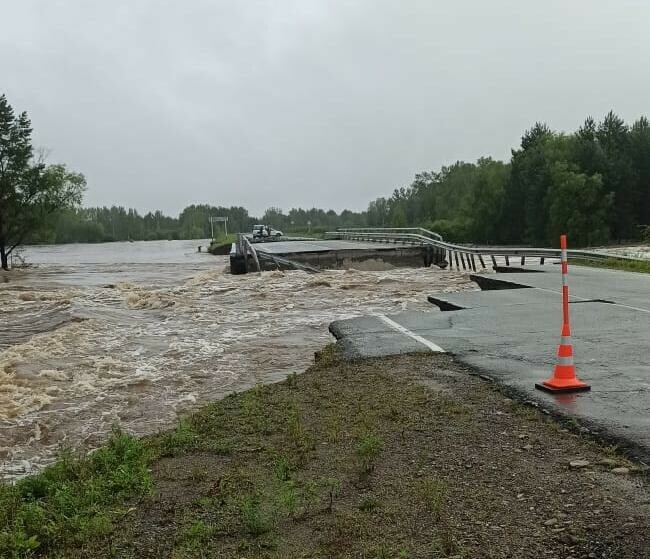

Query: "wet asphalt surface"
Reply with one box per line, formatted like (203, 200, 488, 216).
(330, 264, 650, 463)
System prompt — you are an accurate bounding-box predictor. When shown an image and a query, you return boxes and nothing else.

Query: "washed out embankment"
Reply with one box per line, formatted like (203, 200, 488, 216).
(2, 351, 647, 558)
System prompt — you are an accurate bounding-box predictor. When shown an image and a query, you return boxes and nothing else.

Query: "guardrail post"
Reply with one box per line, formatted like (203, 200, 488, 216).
(470, 254, 477, 272)
(521, 256, 525, 266)
(478, 255, 486, 269)
(491, 255, 497, 269)
(460, 253, 467, 270)
(505, 255, 510, 266)
(540, 257, 545, 265)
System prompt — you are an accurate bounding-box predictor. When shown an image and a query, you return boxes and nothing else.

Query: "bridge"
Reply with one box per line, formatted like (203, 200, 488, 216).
(229, 227, 638, 274)
(228, 234, 434, 274)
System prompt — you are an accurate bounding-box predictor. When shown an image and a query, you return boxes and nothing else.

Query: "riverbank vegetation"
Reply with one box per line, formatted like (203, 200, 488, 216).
(0, 94, 86, 269)
(207, 234, 237, 255)
(577, 256, 650, 274)
(1, 350, 647, 558)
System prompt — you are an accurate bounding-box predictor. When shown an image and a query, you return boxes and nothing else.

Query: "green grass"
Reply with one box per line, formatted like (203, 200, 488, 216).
(575, 257, 650, 273)
(239, 495, 274, 536)
(1, 349, 642, 558)
(206, 234, 237, 255)
(418, 477, 447, 521)
(176, 519, 216, 553)
(356, 433, 384, 478)
(0, 428, 151, 558)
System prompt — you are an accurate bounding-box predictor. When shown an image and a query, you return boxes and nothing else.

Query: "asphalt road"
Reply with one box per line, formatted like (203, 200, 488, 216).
(330, 265, 650, 462)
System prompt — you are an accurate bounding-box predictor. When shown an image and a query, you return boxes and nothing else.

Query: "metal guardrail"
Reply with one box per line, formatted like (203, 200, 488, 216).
(236, 234, 261, 272)
(336, 227, 443, 241)
(325, 228, 644, 271)
(256, 251, 321, 273)
(234, 233, 320, 273)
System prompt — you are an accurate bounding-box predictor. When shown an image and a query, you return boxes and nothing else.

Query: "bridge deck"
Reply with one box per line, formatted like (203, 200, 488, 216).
(253, 239, 404, 255)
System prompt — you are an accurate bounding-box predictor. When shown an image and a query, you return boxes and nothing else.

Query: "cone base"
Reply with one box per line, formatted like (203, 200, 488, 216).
(535, 381, 591, 393)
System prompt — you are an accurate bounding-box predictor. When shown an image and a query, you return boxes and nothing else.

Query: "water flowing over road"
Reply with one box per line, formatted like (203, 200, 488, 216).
(0, 240, 474, 479)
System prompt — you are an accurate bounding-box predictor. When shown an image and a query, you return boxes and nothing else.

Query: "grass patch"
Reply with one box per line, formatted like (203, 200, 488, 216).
(509, 401, 541, 422)
(176, 519, 216, 552)
(239, 495, 274, 536)
(313, 343, 341, 366)
(155, 418, 199, 456)
(0, 428, 151, 558)
(418, 477, 447, 521)
(2, 353, 646, 558)
(575, 257, 650, 274)
(358, 496, 381, 513)
(356, 433, 384, 478)
(207, 234, 237, 255)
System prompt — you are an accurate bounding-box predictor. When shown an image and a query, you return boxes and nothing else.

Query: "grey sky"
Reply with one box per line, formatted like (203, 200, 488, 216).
(2, 1, 649, 216)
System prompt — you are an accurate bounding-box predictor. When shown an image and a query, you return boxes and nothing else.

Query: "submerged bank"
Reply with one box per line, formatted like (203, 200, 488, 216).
(2, 350, 648, 558)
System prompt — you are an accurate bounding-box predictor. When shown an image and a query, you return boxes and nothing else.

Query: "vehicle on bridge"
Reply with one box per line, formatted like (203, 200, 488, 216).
(252, 224, 283, 238)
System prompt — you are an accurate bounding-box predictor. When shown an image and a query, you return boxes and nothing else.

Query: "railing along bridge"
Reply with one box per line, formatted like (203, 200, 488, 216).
(325, 227, 640, 272)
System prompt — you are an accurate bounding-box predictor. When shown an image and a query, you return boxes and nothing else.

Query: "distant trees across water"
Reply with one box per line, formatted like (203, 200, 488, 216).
(30, 204, 368, 244)
(31, 112, 650, 248)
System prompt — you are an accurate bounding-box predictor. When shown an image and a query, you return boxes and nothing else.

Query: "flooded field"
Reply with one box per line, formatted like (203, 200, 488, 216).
(0, 240, 475, 479)
(597, 244, 650, 260)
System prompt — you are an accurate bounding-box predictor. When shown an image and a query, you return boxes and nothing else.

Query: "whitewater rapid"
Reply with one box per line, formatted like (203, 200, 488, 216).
(0, 240, 476, 479)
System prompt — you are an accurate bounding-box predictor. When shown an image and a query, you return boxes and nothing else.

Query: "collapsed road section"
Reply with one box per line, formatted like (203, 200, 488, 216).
(229, 237, 445, 273)
(329, 264, 650, 463)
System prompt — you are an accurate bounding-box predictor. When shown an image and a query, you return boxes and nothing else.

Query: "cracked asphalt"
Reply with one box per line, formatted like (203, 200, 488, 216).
(330, 265, 650, 463)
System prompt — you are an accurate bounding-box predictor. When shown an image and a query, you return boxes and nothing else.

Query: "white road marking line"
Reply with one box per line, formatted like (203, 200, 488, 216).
(533, 286, 590, 300)
(373, 313, 445, 353)
(613, 303, 650, 314)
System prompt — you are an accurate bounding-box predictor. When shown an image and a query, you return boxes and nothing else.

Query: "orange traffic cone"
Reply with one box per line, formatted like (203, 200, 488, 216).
(535, 235, 591, 394)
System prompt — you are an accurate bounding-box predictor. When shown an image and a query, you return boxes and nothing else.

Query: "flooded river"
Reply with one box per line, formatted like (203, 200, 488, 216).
(0, 240, 474, 479)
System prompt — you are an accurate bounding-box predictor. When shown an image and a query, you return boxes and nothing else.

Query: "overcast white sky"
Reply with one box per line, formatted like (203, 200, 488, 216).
(2, 1, 649, 216)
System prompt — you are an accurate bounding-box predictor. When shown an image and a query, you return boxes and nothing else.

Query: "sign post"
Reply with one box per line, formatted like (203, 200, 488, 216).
(209, 216, 228, 239)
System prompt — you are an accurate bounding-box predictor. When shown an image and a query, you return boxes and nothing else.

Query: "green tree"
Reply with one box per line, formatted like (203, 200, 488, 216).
(546, 162, 613, 247)
(367, 198, 389, 226)
(629, 116, 650, 228)
(0, 94, 85, 269)
(504, 123, 553, 244)
(596, 111, 635, 239)
(467, 158, 509, 243)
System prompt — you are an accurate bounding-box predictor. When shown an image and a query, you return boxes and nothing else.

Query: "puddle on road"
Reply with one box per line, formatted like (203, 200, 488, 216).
(0, 258, 476, 479)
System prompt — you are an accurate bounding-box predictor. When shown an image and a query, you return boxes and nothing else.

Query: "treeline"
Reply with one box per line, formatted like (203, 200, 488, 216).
(30, 205, 250, 243)
(369, 112, 650, 247)
(259, 207, 366, 234)
(29, 204, 367, 243)
(30, 112, 650, 247)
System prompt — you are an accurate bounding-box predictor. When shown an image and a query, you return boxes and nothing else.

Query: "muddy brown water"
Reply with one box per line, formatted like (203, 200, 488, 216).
(0, 240, 475, 480)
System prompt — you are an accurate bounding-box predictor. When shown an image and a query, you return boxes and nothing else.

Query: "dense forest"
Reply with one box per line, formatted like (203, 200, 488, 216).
(32, 112, 649, 247)
(368, 112, 650, 247)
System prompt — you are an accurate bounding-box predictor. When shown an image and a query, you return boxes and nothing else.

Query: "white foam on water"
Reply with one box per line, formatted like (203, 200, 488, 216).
(0, 243, 477, 479)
